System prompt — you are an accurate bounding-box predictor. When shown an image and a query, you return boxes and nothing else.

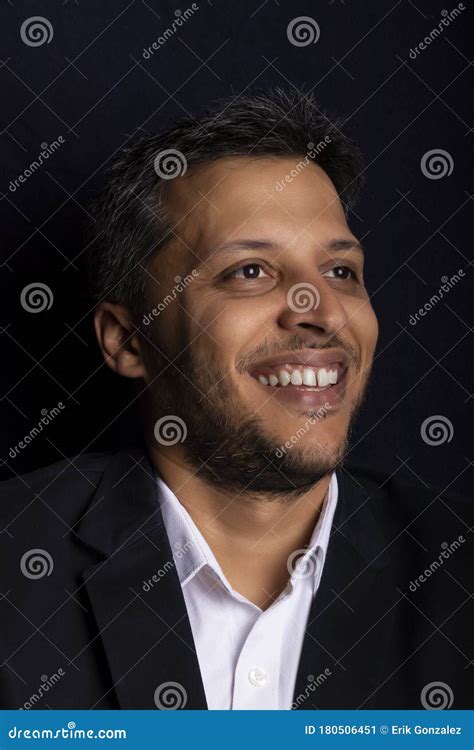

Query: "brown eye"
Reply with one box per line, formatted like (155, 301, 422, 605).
(228, 263, 269, 280)
(324, 265, 357, 281)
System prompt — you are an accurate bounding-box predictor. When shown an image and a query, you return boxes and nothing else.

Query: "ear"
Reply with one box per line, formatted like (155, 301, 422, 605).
(93, 302, 147, 379)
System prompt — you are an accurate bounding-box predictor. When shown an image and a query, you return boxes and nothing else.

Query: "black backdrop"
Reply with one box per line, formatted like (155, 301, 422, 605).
(1, 0, 472, 496)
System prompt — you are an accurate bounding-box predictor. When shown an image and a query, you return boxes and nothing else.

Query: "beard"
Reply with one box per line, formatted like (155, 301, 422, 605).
(141, 327, 369, 501)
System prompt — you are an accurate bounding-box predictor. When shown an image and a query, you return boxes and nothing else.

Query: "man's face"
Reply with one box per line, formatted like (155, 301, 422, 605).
(141, 156, 378, 497)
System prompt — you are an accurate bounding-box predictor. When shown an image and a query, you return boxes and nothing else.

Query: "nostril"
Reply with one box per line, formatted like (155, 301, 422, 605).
(298, 322, 324, 330)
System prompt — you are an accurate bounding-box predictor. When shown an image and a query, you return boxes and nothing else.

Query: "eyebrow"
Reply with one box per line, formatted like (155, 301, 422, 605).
(209, 237, 365, 258)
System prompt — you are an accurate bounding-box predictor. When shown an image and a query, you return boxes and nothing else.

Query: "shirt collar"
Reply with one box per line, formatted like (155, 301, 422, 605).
(155, 471, 338, 597)
(293, 471, 339, 594)
(155, 476, 225, 588)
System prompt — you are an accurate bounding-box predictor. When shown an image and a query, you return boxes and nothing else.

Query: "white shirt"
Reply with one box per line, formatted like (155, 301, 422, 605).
(155, 472, 338, 710)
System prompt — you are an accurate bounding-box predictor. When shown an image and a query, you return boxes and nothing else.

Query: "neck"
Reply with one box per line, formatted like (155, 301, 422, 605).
(149, 444, 331, 609)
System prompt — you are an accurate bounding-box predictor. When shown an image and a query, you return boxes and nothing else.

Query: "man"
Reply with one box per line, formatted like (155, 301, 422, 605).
(0, 89, 471, 710)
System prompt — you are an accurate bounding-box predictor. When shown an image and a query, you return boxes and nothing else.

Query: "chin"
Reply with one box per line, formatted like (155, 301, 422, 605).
(273, 427, 347, 467)
(270, 412, 347, 448)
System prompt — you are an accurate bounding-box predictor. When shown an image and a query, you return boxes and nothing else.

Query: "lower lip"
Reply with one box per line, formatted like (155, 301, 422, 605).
(253, 370, 348, 410)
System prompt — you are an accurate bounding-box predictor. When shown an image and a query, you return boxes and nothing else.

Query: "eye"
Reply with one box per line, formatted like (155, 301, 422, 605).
(323, 265, 357, 281)
(226, 263, 270, 280)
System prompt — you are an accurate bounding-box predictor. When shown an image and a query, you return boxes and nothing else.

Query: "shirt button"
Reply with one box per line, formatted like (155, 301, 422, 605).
(248, 667, 267, 687)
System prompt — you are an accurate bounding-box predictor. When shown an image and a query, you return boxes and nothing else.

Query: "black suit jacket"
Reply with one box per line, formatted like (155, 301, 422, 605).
(0, 447, 471, 709)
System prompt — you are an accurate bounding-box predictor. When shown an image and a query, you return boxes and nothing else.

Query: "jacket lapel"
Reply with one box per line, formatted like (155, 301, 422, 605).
(76, 447, 207, 709)
(292, 467, 398, 709)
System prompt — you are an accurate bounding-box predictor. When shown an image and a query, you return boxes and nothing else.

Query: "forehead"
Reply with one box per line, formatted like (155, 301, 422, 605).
(162, 156, 350, 262)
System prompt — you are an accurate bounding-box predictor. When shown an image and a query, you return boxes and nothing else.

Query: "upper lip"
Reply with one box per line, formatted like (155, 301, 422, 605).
(248, 348, 350, 371)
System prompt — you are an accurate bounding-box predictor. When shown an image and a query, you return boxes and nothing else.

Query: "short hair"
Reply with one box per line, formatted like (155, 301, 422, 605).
(86, 87, 365, 316)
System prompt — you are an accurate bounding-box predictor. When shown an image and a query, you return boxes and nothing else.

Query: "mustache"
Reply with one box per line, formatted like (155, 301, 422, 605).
(239, 334, 361, 371)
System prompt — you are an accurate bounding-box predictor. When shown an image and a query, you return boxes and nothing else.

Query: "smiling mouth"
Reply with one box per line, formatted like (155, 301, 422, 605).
(249, 362, 347, 390)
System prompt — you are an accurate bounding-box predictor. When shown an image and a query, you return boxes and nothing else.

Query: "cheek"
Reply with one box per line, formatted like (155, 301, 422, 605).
(187, 295, 271, 358)
(350, 301, 379, 361)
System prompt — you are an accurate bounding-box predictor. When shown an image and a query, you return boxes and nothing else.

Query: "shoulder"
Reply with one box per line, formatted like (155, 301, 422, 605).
(346, 462, 471, 518)
(0, 451, 113, 531)
(344, 462, 472, 564)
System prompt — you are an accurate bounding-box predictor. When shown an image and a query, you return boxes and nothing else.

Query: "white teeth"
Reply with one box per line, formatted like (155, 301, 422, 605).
(278, 370, 291, 386)
(317, 367, 331, 387)
(302, 367, 317, 386)
(290, 370, 303, 385)
(256, 365, 340, 387)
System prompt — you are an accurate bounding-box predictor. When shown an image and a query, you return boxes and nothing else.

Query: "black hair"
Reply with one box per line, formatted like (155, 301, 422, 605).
(86, 86, 365, 315)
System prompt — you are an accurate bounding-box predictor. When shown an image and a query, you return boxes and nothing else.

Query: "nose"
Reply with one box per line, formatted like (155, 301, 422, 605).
(278, 273, 348, 337)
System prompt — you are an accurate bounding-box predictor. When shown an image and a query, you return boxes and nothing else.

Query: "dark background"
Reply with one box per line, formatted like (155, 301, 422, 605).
(1, 0, 472, 495)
